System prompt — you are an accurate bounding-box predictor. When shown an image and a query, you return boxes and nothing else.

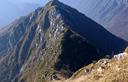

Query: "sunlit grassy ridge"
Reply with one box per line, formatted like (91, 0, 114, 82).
(54, 49, 128, 82)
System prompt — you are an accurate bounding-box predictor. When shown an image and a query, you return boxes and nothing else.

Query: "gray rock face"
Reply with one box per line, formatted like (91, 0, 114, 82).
(0, 0, 127, 82)
(0, 8, 41, 57)
(0, 7, 42, 82)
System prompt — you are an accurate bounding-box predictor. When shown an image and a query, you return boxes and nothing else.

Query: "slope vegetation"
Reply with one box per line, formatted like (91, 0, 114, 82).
(55, 49, 128, 82)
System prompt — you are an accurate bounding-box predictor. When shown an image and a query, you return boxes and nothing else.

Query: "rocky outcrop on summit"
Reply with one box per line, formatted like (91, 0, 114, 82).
(0, 0, 127, 82)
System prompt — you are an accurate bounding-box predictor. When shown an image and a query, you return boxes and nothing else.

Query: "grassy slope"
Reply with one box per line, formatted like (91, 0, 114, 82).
(54, 50, 128, 82)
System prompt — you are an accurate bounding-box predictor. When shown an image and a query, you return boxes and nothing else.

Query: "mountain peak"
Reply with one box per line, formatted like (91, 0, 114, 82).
(46, 0, 60, 7)
(51, 0, 59, 2)
(0, 0, 127, 82)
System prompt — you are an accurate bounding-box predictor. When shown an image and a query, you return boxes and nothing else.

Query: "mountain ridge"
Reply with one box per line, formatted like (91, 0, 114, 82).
(0, 0, 127, 82)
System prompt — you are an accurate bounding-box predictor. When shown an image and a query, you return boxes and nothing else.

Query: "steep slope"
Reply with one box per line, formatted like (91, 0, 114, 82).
(57, 50, 128, 82)
(0, 7, 42, 82)
(0, 7, 41, 57)
(60, 0, 128, 41)
(55, 1, 127, 54)
(0, 0, 127, 82)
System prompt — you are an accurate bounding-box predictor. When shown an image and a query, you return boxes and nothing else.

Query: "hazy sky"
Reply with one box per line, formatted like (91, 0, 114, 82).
(0, 0, 85, 28)
(0, 0, 48, 28)
(8, 0, 46, 5)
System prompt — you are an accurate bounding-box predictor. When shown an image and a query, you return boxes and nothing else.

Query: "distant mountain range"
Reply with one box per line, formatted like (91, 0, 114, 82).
(60, 0, 128, 41)
(60, 0, 126, 25)
(106, 6, 128, 41)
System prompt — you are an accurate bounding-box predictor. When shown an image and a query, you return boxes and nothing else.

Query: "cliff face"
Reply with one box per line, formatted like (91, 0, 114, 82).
(0, 7, 41, 57)
(0, 7, 42, 82)
(0, 0, 127, 82)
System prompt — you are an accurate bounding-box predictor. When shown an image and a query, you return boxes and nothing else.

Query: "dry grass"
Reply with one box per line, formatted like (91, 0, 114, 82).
(53, 52, 128, 82)
(125, 47, 128, 54)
